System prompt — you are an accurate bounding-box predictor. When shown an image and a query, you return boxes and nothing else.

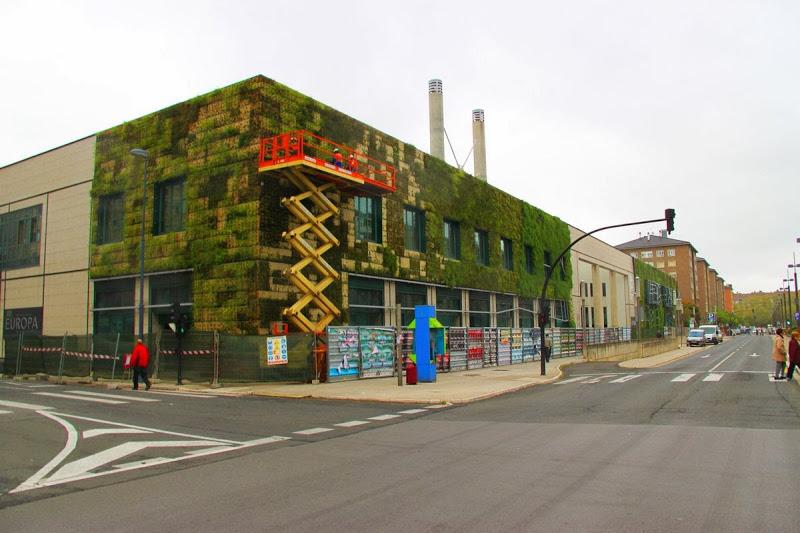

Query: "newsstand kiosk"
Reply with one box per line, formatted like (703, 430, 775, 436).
(414, 305, 437, 383)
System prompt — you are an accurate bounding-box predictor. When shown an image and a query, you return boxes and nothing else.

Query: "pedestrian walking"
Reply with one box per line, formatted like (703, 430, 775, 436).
(544, 332, 552, 363)
(787, 329, 800, 381)
(130, 338, 152, 390)
(772, 328, 787, 380)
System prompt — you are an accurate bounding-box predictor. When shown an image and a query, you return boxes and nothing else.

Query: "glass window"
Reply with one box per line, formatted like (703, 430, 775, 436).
(603, 306, 608, 328)
(149, 272, 193, 332)
(443, 219, 461, 260)
(525, 245, 534, 274)
(396, 281, 427, 326)
(602, 282, 607, 297)
(354, 196, 382, 243)
(640, 250, 653, 258)
(93, 278, 135, 334)
(500, 237, 513, 271)
(667, 249, 676, 257)
(469, 291, 491, 327)
(544, 250, 553, 278)
(630, 252, 638, 258)
(436, 287, 462, 327)
(349, 276, 385, 326)
(403, 206, 425, 252)
(0, 205, 42, 270)
(97, 193, 124, 244)
(554, 300, 569, 324)
(474, 229, 489, 266)
(656, 249, 664, 257)
(519, 297, 535, 328)
(496, 294, 514, 327)
(153, 177, 185, 235)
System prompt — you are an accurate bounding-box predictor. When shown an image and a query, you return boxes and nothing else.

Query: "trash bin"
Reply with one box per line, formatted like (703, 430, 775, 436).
(406, 362, 418, 385)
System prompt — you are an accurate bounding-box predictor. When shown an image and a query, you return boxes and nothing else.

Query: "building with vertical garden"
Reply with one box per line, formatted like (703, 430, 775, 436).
(88, 75, 573, 335)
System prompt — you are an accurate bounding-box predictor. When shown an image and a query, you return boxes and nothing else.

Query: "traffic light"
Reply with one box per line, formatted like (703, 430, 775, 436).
(178, 312, 191, 336)
(170, 303, 181, 327)
(665, 208, 675, 234)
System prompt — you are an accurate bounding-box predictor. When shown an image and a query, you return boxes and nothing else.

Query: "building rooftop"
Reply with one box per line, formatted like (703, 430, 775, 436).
(616, 234, 697, 253)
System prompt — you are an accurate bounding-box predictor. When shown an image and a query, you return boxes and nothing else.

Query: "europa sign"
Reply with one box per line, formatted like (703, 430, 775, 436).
(3, 307, 43, 335)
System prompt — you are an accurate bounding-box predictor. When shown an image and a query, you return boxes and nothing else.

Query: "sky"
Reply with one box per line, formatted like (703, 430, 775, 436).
(2, 0, 798, 293)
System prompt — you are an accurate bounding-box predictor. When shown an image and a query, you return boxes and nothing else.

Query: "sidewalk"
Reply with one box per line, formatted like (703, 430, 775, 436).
(109, 344, 694, 403)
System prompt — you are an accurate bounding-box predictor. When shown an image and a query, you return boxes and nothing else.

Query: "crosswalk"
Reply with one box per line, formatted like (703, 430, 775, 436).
(557, 372, 783, 386)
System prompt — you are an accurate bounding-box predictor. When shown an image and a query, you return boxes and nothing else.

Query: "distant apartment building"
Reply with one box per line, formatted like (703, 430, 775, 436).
(724, 284, 733, 313)
(616, 233, 699, 321)
(695, 258, 711, 319)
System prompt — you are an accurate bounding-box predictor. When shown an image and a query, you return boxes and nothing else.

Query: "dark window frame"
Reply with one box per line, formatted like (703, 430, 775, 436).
(500, 237, 513, 271)
(153, 176, 186, 235)
(443, 219, 461, 260)
(403, 206, 426, 252)
(354, 196, 382, 243)
(474, 229, 489, 266)
(97, 193, 125, 244)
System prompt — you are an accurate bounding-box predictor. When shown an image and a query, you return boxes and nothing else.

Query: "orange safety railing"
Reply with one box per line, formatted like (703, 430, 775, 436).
(258, 130, 396, 193)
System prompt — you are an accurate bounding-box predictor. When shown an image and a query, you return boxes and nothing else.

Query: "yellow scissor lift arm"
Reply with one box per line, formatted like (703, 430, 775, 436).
(258, 130, 396, 333)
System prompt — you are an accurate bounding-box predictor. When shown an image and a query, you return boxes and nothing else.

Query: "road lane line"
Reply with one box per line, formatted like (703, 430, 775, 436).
(0, 410, 12, 415)
(34, 392, 126, 405)
(67, 390, 160, 402)
(424, 404, 448, 409)
(709, 351, 738, 372)
(368, 414, 401, 421)
(703, 373, 724, 382)
(582, 375, 616, 384)
(398, 409, 427, 414)
(610, 374, 642, 383)
(671, 373, 695, 382)
(334, 420, 370, 428)
(294, 427, 334, 435)
(0, 399, 53, 411)
(138, 390, 214, 399)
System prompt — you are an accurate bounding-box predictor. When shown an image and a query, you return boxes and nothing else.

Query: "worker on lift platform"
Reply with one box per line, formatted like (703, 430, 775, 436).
(348, 153, 358, 172)
(332, 148, 343, 168)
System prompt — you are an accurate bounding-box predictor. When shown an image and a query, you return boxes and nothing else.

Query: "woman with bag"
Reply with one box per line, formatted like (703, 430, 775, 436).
(772, 328, 787, 380)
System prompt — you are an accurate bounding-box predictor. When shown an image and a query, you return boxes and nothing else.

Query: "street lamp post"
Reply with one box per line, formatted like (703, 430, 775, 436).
(790, 250, 800, 328)
(130, 149, 149, 341)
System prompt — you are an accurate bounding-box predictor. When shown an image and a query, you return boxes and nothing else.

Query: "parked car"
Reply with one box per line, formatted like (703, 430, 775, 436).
(700, 324, 722, 344)
(687, 329, 707, 347)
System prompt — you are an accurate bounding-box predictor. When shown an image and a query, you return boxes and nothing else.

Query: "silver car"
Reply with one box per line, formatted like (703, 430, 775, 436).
(687, 329, 706, 347)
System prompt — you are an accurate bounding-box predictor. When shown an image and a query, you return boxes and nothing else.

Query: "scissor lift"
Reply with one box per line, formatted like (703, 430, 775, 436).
(258, 130, 396, 333)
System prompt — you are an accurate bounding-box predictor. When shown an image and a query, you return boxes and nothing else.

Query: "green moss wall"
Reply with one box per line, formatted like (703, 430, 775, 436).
(634, 259, 678, 334)
(91, 75, 572, 333)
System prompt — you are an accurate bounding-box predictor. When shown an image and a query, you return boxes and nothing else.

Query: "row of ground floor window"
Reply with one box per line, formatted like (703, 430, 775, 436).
(92, 271, 569, 335)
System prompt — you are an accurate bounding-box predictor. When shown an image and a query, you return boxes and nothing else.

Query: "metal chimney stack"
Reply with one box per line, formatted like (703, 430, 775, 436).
(472, 109, 487, 181)
(428, 79, 445, 160)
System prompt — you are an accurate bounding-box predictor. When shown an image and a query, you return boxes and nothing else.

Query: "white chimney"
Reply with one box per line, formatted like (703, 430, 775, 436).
(472, 109, 487, 181)
(428, 79, 444, 160)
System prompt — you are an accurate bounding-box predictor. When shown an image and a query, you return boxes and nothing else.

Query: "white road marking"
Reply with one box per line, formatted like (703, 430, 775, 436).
(709, 352, 737, 372)
(142, 390, 214, 399)
(582, 375, 616, 384)
(47, 440, 226, 483)
(556, 376, 592, 384)
(293, 427, 334, 435)
(83, 428, 151, 439)
(183, 446, 234, 456)
(398, 409, 427, 414)
(700, 355, 711, 359)
(0, 399, 52, 411)
(50, 412, 244, 444)
(0, 409, 12, 415)
(703, 373, 724, 382)
(67, 390, 159, 402)
(671, 373, 696, 382)
(610, 374, 642, 383)
(34, 392, 126, 405)
(27, 384, 58, 388)
(334, 420, 370, 428)
(368, 414, 401, 421)
(748, 353, 760, 357)
(424, 404, 449, 409)
(12, 411, 78, 493)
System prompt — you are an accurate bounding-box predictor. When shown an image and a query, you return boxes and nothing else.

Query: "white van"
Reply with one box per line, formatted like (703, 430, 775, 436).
(699, 324, 722, 344)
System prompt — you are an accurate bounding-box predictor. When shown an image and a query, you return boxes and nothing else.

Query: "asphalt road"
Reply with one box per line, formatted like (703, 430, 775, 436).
(1, 334, 798, 532)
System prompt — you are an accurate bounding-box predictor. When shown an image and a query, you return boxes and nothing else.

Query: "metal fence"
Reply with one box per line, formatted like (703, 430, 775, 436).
(3, 325, 662, 384)
(3, 331, 317, 384)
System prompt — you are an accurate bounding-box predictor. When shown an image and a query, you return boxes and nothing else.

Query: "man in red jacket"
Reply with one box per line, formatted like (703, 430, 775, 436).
(130, 339, 152, 391)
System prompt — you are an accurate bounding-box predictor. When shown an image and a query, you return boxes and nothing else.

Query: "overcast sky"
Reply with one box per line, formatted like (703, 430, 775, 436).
(2, 0, 798, 293)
